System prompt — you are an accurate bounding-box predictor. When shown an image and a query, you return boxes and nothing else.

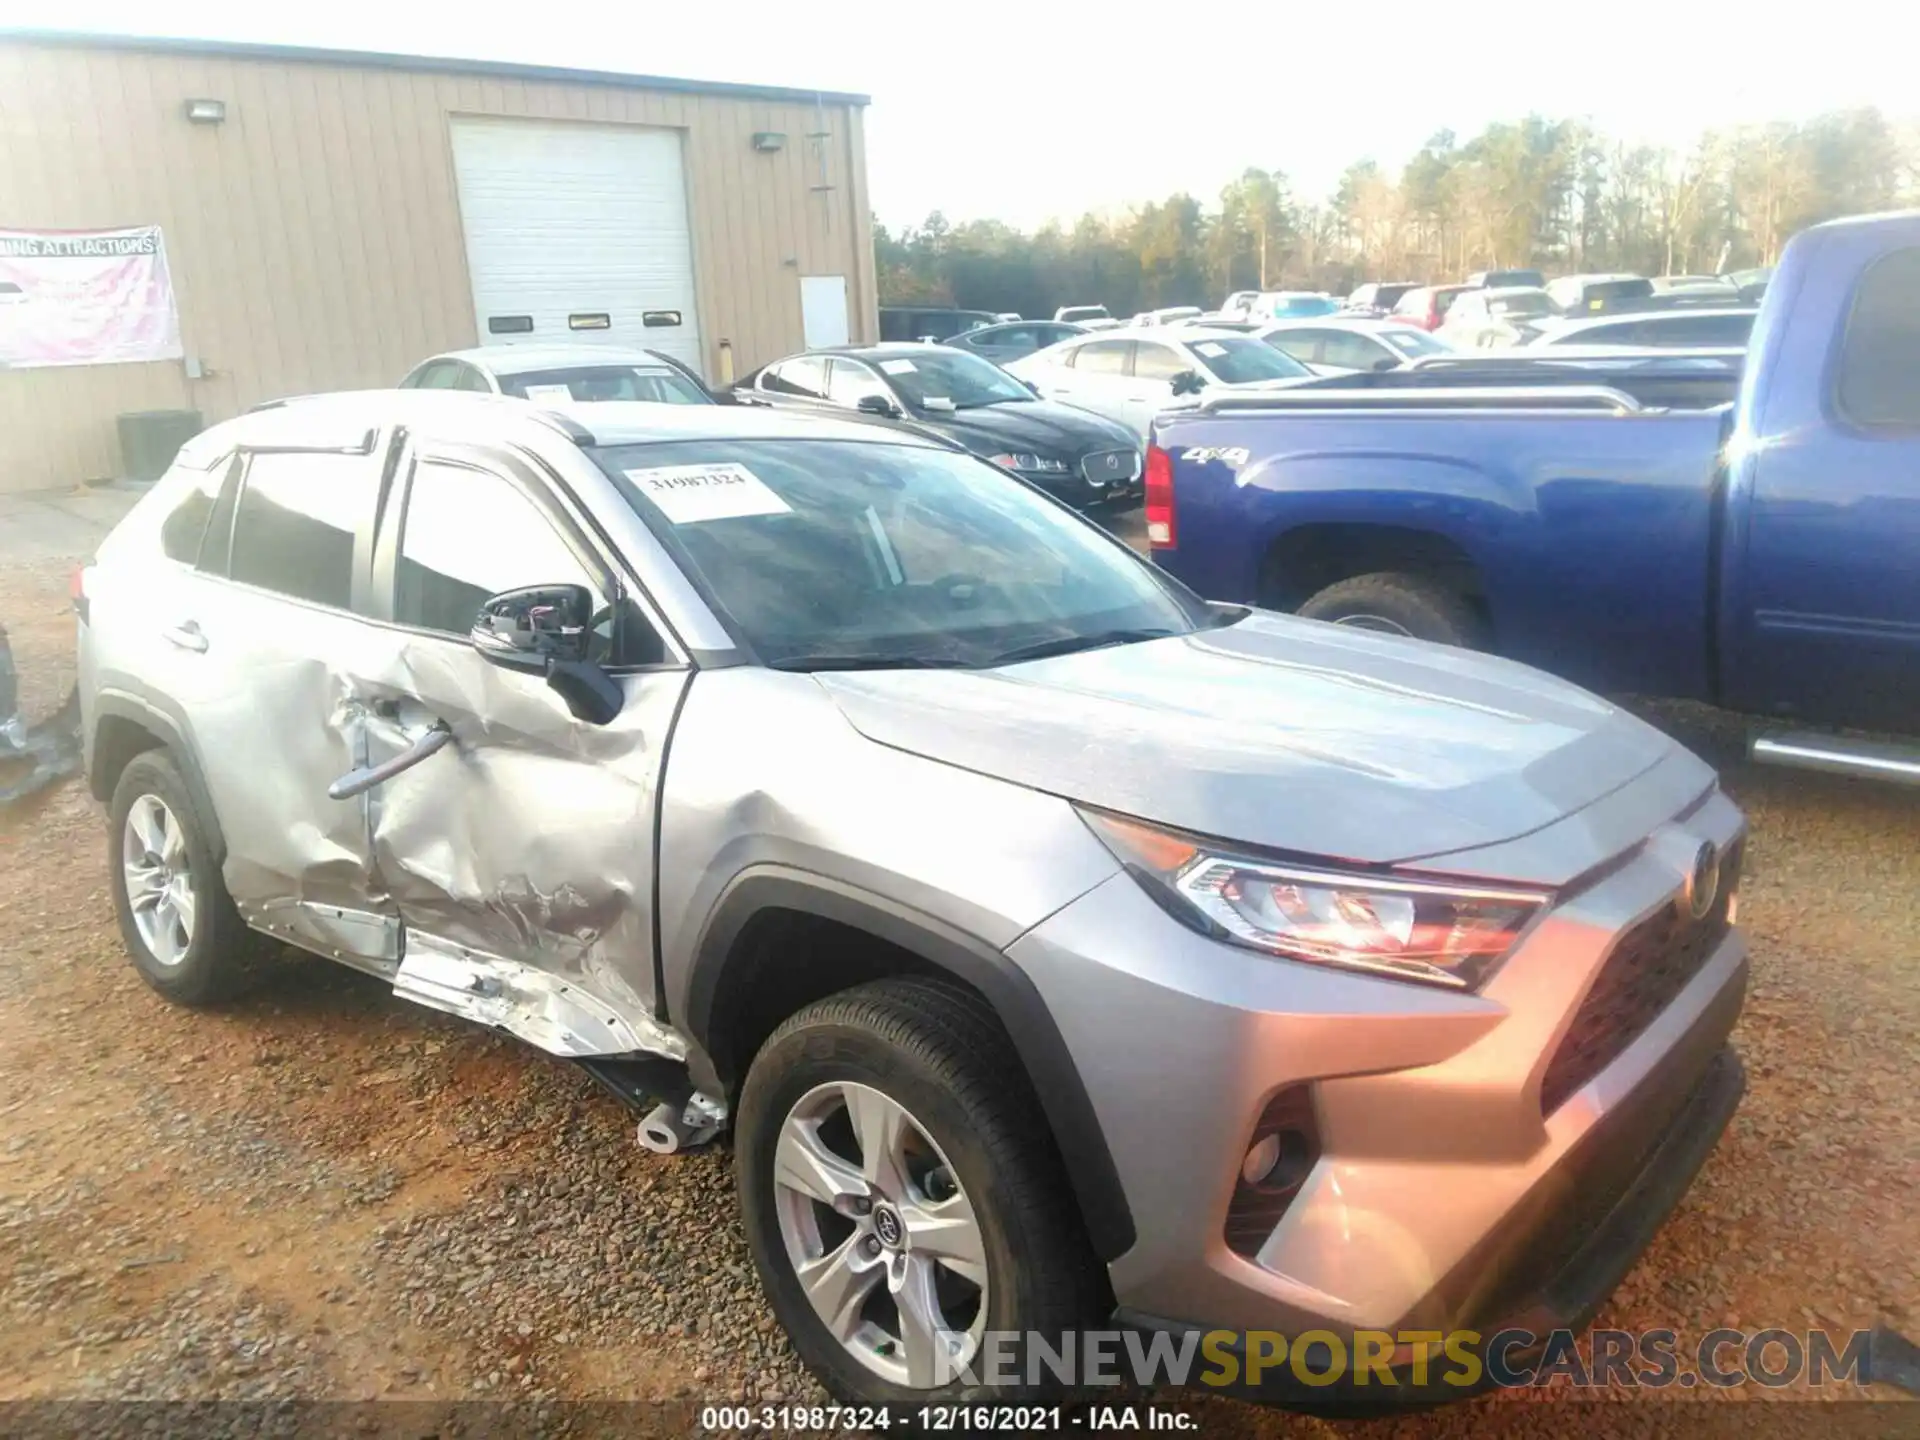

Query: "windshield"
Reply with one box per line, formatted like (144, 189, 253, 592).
(600, 439, 1211, 669)
(1058, 306, 1110, 322)
(1268, 295, 1340, 317)
(1488, 292, 1557, 319)
(871, 349, 1033, 409)
(500, 365, 708, 404)
(1184, 336, 1310, 383)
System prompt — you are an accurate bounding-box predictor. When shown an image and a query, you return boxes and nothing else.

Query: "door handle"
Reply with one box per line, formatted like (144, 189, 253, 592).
(327, 722, 453, 801)
(161, 620, 208, 653)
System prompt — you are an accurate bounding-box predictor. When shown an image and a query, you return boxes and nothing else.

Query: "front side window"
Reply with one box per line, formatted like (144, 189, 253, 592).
(601, 440, 1212, 669)
(1131, 342, 1191, 381)
(762, 356, 829, 398)
(394, 461, 606, 643)
(499, 365, 708, 405)
(1185, 336, 1310, 383)
(228, 452, 378, 609)
(826, 359, 897, 409)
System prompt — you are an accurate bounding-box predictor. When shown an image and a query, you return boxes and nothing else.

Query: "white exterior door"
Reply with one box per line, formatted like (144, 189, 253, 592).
(800, 275, 850, 348)
(448, 117, 705, 372)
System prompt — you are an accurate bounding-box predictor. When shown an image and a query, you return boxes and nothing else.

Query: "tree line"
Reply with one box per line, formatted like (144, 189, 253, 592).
(876, 109, 1918, 318)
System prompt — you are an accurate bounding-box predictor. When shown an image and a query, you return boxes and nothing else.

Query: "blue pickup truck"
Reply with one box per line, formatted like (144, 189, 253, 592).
(1147, 211, 1920, 780)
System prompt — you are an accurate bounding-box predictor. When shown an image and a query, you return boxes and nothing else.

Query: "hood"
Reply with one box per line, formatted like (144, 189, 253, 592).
(913, 399, 1137, 457)
(815, 612, 1677, 875)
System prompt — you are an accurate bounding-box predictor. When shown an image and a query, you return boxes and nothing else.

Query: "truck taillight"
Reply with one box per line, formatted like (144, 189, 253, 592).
(1144, 444, 1175, 548)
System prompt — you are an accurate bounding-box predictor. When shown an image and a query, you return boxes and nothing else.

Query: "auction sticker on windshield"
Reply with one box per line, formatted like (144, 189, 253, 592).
(878, 359, 918, 375)
(624, 463, 792, 523)
(1194, 342, 1227, 358)
(522, 384, 574, 402)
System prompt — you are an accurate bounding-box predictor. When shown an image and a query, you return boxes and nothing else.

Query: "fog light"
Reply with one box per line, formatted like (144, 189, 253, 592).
(1242, 1133, 1281, 1185)
(1225, 1085, 1320, 1258)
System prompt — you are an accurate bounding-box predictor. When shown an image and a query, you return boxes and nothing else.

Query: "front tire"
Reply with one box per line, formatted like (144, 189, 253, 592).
(1297, 571, 1483, 647)
(736, 979, 1101, 1405)
(108, 750, 263, 1007)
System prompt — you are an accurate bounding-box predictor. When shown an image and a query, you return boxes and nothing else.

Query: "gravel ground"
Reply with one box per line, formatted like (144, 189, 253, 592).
(1, 532, 1915, 1436)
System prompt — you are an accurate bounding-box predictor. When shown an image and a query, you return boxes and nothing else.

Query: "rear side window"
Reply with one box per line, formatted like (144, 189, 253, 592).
(1836, 246, 1920, 429)
(158, 461, 228, 565)
(228, 452, 377, 610)
(1071, 339, 1132, 374)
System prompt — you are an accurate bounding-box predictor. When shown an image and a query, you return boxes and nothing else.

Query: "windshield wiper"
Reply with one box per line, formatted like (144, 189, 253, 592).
(765, 653, 973, 673)
(986, 628, 1181, 667)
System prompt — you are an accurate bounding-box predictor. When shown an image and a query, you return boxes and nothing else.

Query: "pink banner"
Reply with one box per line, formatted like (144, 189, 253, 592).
(0, 226, 184, 369)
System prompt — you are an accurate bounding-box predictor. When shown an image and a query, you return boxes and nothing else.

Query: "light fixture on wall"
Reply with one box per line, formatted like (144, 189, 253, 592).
(183, 98, 226, 124)
(750, 131, 786, 153)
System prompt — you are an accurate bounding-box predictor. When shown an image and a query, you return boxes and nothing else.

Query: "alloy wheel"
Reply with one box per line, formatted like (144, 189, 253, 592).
(122, 793, 196, 967)
(771, 1080, 989, 1387)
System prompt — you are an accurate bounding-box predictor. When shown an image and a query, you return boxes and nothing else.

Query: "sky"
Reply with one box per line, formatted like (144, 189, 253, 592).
(19, 1, 1919, 231)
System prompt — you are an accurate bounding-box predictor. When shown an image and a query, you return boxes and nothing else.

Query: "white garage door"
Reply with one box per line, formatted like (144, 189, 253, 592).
(449, 117, 705, 373)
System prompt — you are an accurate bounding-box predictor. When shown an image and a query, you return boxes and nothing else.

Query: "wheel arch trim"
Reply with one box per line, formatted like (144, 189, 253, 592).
(683, 866, 1137, 1261)
(90, 684, 229, 867)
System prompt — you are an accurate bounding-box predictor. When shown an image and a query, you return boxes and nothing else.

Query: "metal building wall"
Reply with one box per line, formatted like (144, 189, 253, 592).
(0, 34, 876, 492)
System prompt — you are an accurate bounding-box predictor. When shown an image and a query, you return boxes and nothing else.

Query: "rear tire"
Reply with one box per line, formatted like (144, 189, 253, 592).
(1297, 571, 1483, 648)
(108, 751, 265, 1007)
(736, 978, 1102, 1405)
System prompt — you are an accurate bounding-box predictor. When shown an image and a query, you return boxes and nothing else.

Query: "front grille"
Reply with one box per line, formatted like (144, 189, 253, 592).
(1081, 449, 1140, 484)
(1539, 842, 1741, 1116)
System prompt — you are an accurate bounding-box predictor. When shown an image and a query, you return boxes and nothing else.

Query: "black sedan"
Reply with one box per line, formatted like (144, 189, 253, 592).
(736, 345, 1143, 509)
(942, 319, 1088, 365)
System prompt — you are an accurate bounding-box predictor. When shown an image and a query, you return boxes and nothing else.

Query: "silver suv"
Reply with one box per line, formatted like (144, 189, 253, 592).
(77, 390, 1747, 1407)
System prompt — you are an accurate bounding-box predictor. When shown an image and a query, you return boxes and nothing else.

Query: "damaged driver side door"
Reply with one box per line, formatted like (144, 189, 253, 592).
(347, 439, 692, 1061)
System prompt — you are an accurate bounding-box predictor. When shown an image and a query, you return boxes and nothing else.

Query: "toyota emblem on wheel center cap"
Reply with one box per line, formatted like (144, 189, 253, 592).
(1686, 841, 1722, 920)
(871, 1203, 904, 1249)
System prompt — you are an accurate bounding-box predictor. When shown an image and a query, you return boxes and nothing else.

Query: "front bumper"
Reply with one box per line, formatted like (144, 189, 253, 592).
(1115, 1045, 1745, 1407)
(1021, 449, 1142, 509)
(1005, 786, 1747, 1380)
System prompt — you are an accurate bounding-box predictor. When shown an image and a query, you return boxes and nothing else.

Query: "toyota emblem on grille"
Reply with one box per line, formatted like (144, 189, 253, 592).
(1685, 842, 1722, 919)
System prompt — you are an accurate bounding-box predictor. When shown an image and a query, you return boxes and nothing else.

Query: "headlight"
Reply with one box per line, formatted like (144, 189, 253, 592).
(1080, 808, 1548, 990)
(989, 451, 1069, 474)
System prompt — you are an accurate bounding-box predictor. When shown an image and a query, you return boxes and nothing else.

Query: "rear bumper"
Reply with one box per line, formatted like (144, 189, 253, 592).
(1115, 1044, 1745, 1408)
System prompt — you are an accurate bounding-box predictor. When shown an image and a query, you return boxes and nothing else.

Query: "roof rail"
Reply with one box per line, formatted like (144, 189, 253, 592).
(1196, 385, 1644, 415)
